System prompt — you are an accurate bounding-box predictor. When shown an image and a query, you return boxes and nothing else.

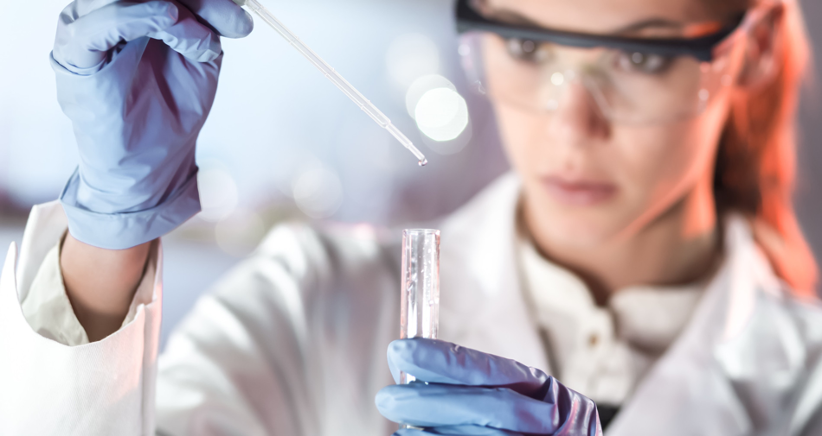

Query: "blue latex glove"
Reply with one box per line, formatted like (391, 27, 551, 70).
(376, 339, 602, 436)
(52, 0, 253, 249)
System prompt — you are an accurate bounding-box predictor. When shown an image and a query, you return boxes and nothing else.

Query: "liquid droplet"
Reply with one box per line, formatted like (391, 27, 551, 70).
(418, 158, 428, 167)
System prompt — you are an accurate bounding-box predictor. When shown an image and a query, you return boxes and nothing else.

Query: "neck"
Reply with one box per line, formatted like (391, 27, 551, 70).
(524, 177, 721, 304)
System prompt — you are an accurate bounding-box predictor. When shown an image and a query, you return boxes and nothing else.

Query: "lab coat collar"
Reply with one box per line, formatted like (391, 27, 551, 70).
(438, 173, 808, 434)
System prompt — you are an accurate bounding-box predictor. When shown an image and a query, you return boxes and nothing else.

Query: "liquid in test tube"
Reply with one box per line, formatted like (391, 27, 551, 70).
(399, 229, 441, 384)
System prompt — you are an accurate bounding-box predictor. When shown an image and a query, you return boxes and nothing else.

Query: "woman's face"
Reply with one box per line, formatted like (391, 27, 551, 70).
(486, 0, 748, 247)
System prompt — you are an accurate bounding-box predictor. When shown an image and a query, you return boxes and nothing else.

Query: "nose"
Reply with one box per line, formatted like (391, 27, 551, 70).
(548, 75, 611, 143)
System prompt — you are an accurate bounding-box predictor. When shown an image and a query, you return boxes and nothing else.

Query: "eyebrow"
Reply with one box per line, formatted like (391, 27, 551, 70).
(477, 3, 688, 36)
(615, 18, 686, 34)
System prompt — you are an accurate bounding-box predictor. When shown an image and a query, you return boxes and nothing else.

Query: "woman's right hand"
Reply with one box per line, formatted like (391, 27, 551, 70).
(53, 0, 253, 250)
(52, 0, 253, 340)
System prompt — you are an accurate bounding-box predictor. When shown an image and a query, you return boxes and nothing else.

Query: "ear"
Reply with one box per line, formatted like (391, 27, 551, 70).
(737, 4, 784, 91)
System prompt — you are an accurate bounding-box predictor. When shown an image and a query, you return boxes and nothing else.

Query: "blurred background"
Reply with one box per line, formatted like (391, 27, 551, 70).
(1, 0, 820, 347)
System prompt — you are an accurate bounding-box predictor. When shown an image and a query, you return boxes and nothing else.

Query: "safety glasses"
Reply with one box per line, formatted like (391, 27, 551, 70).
(455, 0, 778, 125)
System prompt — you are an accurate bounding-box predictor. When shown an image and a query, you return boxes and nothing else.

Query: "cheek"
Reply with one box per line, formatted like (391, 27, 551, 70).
(495, 106, 548, 175)
(614, 120, 717, 221)
(617, 101, 728, 224)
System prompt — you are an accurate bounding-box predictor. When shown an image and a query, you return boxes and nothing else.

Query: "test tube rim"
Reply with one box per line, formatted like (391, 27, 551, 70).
(403, 229, 441, 235)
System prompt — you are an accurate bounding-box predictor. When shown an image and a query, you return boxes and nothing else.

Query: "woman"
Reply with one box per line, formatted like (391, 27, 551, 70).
(1, 0, 820, 434)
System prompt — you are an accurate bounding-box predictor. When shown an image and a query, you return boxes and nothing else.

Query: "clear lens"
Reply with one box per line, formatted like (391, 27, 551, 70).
(461, 32, 738, 124)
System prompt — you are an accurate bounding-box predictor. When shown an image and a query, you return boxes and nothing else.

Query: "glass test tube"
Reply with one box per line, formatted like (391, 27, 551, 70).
(400, 229, 441, 385)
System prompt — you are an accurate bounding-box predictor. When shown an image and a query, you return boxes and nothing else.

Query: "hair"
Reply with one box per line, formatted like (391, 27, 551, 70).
(713, 0, 818, 296)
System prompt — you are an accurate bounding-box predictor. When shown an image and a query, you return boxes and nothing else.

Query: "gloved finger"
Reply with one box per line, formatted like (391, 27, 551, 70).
(394, 426, 523, 436)
(72, 0, 124, 18)
(148, 1, 221, 62)
(376, 383, 560, 434)
(176, 0, 254, 38)
(388, 339, 549, 398)
(55, 1, 179, 71)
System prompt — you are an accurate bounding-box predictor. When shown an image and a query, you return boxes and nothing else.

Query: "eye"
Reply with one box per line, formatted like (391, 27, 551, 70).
(616, 51, 673, 74)
(506, 38, 540, 62)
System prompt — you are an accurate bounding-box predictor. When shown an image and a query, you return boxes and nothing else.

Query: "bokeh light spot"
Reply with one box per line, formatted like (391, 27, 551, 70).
(405, 74, 457, 118)
(414, 87, 470, 142)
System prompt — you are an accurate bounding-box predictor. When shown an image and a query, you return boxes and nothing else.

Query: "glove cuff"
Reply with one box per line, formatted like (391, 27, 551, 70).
(60, 168, 201, 249)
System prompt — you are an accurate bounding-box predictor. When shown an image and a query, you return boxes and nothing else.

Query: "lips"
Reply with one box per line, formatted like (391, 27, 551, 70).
(541, 176, 617, 206)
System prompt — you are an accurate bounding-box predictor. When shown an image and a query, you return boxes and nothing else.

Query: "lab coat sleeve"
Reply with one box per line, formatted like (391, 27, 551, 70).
(153, 223, 398, 436)
(152, 224, 325, 435)
(0, 201, 163, 436)
(20, 238, 92, 346)
(20, 232, 157, 347)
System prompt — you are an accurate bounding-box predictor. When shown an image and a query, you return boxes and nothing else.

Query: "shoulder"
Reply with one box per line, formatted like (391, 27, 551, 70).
(246, 172, 522, 283)
(711, 216, 822, 373)
(778, 292, 822, 434)
(210, 172, 522, 314)
(726, 213, 822, 349)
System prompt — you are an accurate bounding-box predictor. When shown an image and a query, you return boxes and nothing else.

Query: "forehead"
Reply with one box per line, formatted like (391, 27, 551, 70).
(483, 0, 748, 34)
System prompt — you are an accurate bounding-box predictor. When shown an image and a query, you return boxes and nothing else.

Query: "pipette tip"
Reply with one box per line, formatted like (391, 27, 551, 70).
(418, 159, 428, 167)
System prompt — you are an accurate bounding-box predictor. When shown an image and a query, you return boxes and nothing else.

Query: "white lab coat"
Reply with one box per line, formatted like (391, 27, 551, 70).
(1, 173, 822, 436)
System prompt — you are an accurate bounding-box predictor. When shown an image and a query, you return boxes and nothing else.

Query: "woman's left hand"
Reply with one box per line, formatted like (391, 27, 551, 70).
(376, 338, 602, 436)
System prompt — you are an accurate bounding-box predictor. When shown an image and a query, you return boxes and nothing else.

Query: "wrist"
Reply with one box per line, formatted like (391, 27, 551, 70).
(60, 233, 153, 342)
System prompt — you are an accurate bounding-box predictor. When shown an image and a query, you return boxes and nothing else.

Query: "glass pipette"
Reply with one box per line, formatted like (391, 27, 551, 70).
(232, 0, 428, 167)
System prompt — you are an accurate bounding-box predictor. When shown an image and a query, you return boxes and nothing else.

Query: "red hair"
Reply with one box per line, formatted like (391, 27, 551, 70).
(715, 0, 818, 296)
